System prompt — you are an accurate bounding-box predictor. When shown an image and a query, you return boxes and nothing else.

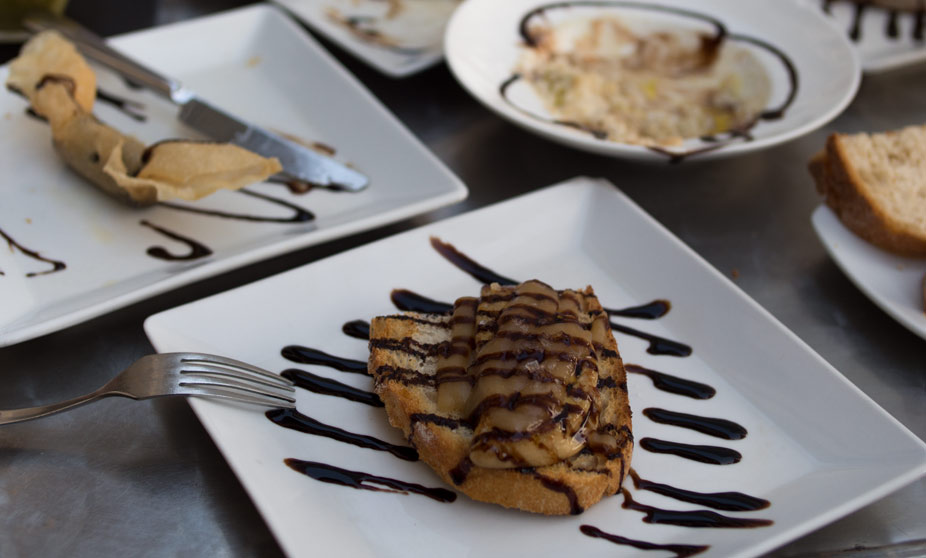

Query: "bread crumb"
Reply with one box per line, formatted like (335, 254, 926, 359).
(246, 56, 261, 68)
(731, 269, 740, 279)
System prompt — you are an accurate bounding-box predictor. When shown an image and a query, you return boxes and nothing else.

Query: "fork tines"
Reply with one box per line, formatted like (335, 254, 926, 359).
(178, 354, 296, 408)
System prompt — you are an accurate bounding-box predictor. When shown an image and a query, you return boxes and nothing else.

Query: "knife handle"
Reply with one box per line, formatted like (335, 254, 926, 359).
(23, 15, 187, 103)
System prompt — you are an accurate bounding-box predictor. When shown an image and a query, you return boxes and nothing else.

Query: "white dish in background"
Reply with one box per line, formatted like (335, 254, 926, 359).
(0, 4, 466, 348)
(812, 205, 926, 341)
(273, 0, 461, 77)
(806, 0, 926, 73)
(445, 0, 861, 162)
(145, 177, 926, 558)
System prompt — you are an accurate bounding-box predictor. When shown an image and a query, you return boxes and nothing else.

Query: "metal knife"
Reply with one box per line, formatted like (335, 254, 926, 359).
(24, 16, 369, 192)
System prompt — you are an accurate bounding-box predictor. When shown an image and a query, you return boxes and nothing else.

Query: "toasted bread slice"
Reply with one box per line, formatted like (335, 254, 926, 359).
(368, 280, 633, 515)
(810, 125, 926, 257)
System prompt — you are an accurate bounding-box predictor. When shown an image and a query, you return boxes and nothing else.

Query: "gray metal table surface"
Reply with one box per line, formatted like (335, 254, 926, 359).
(1, 1, 924, 556)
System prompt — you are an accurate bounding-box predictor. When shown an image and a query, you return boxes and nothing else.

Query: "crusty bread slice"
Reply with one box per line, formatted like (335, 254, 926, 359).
(810, 125, 926, 257)
(368, 280, 633, 515)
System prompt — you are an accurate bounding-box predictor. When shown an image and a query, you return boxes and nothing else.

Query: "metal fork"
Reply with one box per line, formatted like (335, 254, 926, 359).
(0, 353, 296, 425)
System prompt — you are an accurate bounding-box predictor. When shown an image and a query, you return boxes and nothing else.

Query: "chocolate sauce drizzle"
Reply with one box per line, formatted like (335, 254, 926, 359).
(342, 319, 371, 340)
(826, 0, 926, 42)
(626, 364, 716, 399)
(533, 470, 583, 515)
(281, 345, 368, 375)
(139, 220, 213, 261)
(160, 188, 315, 223)
(427, 237, 691, 355)
(281, 368, 383, 407)
(607, 299, 671, 319)
(580, 525, 709, 557)
(391, 289, 454, 314)
(629, 469, 769, 512)
(0, 226, 66, 277)
(502, 1, 800, 162)
(609, 321, 692, 357)
(621, 488, 772, 528)
(642, 408, 747, 440)
(429, 236, 517, 285)
(264, 236, 774, 533)
(639, 437, 742, 465)
(267, 408, 417, 461)
(851, 1, 868, 40)
(430, 237, 671, 320)
(284, 458, 456, 503)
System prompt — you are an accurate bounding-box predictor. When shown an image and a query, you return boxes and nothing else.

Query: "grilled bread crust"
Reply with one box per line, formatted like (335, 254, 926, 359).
(810, 126, 926, 257)
(368, 284, 633, 515)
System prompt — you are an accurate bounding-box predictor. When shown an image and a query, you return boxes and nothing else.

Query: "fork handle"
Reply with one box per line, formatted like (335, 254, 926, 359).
(0, 389, 118, 426)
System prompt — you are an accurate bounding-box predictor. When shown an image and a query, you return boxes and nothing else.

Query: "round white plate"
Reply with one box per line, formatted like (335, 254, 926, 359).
(812, 205, 926, 341)
(445, 0, 862, 162)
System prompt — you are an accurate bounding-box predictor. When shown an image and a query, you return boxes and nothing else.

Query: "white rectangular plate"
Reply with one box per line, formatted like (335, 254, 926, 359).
(812, 205, 926, 340)
(145, 177, 926, 558)
(273, 0, 460, 77)
(0, 4, 466, 347)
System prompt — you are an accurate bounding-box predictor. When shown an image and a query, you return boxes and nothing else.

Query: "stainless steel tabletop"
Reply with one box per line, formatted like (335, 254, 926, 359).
(1, 1, 924, 556)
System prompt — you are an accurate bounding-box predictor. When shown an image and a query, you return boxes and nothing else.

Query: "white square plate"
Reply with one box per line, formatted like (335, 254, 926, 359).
(812, 205, 926, 341)
(0, 4, 466, 347)
(145, 177, 926, 558)
(273, 0, 461, 77)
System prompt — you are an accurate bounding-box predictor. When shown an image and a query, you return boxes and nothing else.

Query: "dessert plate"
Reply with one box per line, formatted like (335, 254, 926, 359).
(273, 0, 461, 77)
(0, 4, 466, 347)
(445, 0, 861, 162)
(812, 205, 926, 341)
(145, 177, 926, 558)
(804, 0, 926, 73)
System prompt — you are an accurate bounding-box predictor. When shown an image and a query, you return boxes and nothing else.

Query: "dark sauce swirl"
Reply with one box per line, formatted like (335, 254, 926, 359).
(430, 237, 517, 285)
(639, 437, 742, 465)
(281, 368, 382, 407)
(281, 345, 368, 375)
(622, 488, 772, 528)
(626, 364, 716, 399)
(580, 525, 709, 557)
(140, 220, 213, 261)
(160, 188, 315, 223)
(342, 319, 371, 340)
(642, 407, 747, 440)
(284, 459, 456, 503)
(0, 226, 66, 277)
(267, 408, 417, 461)
(629, 469, 769, 511)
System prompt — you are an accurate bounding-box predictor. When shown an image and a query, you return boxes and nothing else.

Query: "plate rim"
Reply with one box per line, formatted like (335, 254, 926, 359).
(811, 204, 926, 341)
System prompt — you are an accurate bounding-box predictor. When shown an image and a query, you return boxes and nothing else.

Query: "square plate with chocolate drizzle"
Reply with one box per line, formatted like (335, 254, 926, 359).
(0, 4, 466, 348)
(146, 176, 926, 558)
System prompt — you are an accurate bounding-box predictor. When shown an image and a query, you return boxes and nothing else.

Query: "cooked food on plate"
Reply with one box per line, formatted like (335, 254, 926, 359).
(517, 14, 772, 147)
(6, 31, 281, 206)
(369, 279, 633, 515)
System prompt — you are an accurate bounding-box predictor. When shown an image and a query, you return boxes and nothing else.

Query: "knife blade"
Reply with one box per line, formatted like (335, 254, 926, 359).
(24, 16, 369, 192)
